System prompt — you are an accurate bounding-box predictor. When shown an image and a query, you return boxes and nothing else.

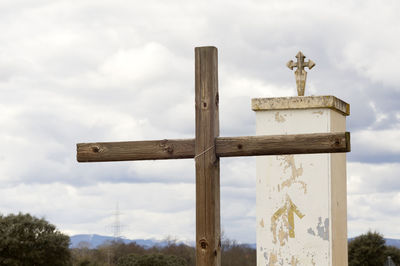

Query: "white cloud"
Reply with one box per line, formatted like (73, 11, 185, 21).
(352, 127, 400, 155)
(348, 192, 400, 238)
(348, 162, 400, 194)
(347, 162, 400, 238)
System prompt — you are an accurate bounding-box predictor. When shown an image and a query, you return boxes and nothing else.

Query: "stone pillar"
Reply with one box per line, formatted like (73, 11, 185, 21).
(252, 96, 350, 266)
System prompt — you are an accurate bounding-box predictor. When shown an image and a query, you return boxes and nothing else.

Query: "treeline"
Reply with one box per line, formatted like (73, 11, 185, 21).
(2, 213, 400, 266)
(71, 237, 256, 266)
(0, 212, 255, 266)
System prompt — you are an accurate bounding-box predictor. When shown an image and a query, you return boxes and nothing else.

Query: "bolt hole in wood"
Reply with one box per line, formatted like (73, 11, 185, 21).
(203, 102, 207, 108)
(159, 140, 174, 153)
(237, 144, 243, 149)
(199, 239, 208, 250)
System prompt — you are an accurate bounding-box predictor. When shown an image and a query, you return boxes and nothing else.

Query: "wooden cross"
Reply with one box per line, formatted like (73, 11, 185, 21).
(287, 51, 315, 96)
(77, 46, 350, 266)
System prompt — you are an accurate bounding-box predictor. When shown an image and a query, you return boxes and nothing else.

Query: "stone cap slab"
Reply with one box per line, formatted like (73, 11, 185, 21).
(252, 95, 350, 116)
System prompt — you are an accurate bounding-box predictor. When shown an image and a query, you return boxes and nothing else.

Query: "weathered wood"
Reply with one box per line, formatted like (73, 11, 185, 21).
(216, 132, 350, 157)
(77, 139, 195, 162)
(195, 46, 220, 266)
(77, 132, 350, 162)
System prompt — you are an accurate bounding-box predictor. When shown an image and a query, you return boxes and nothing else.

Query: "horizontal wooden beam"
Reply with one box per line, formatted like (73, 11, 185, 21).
(216, 132, 350, 157)
(77, 139, 195, 162)
(77, 132, 350, 162)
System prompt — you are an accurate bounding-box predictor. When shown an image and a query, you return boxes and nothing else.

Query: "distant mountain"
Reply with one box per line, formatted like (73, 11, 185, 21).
(246, 243, 257, 249)
(69, 234, 194, 249)
(70, 234, 400, 250)
(385, 238, 400, 248)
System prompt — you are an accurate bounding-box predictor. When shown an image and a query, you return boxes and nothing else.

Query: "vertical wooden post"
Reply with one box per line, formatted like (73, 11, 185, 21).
(195, 46, 220, 266)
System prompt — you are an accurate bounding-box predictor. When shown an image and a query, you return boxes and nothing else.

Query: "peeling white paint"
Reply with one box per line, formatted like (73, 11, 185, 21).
(255, 103, 348, 266)
(316, 217, 329, 241)
(307, 228, 316, 236)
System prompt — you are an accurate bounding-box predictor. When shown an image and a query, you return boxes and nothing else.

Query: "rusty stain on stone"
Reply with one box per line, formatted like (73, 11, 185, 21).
(279, 155, 307, 194)
(260, 218, 265, 228)
(274, 112, 286, 122)
(312, 110, 324, 115)
(268, 251, 278, 266)
(291, 256, 300, 265)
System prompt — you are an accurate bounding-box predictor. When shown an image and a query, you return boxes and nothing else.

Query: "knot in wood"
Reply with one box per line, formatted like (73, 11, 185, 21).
(160, 140, 174, 154)
(199, 238, 208, 250)
(91, 146, 100, 153)
(329, 135, 341, 146)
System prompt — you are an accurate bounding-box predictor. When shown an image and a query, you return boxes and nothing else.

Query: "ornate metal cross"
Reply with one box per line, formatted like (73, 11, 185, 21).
(287, 51, 315, 96)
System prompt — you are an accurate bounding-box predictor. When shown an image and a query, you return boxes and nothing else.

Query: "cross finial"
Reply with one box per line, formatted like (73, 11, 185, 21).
(287, 51, 315, 96)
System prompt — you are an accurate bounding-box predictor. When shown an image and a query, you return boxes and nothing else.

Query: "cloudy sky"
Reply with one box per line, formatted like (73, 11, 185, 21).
(0, 0, 399, 244)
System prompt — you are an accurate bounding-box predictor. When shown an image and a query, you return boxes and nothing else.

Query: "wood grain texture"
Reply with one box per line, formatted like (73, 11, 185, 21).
(77, 139, 195, 162)
(216, 132, 350, 157)
(77, 132, 350, 162)
(195, 46, 221, 266)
